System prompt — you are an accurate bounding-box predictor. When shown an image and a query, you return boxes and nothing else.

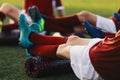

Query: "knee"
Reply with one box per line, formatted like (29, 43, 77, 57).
(66, 36, 79, 44)
(0, 3, 15, 14)
(56, 44, 71, 59)
(1, 3, 10, 8)
(68, 36, 79, 41)
(77, 10, 91, 21)
(56, 44, 67, 57)
(0, 3, 11, 12)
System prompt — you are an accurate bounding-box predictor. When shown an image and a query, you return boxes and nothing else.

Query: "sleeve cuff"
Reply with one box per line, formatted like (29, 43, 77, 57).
(56, 6, 64, 10)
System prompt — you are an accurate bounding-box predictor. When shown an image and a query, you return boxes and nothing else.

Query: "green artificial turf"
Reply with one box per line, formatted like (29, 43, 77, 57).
(0, 0, 120, 79)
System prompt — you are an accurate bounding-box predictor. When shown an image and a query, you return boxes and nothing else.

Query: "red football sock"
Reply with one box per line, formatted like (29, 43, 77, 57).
(47, 15, 81, 28)
(44, 22, 74, 34)
(0, 11, 6, 21)
(30, 32, 68, 45)
(29, 45, 59, 58)
(2, 22, 19, 31)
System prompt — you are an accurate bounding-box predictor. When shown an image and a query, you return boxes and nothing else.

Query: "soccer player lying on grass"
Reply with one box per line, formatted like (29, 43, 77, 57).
(0, 0, 65, 31)
(0, 0, 65, 45)
(19, 13, 120, 80)
(1, 6, 120, 45)
(0, 5, 86, 37)
(23, 6, 120, 38)
(1, 5, 120, 37)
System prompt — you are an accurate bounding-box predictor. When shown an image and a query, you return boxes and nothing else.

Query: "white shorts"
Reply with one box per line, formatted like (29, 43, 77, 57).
(96, 15, 117, 33)
(70, 38, 102, 80)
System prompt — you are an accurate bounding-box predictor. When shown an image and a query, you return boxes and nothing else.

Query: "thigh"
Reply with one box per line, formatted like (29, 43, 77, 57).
(1, 3, 19, 21)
